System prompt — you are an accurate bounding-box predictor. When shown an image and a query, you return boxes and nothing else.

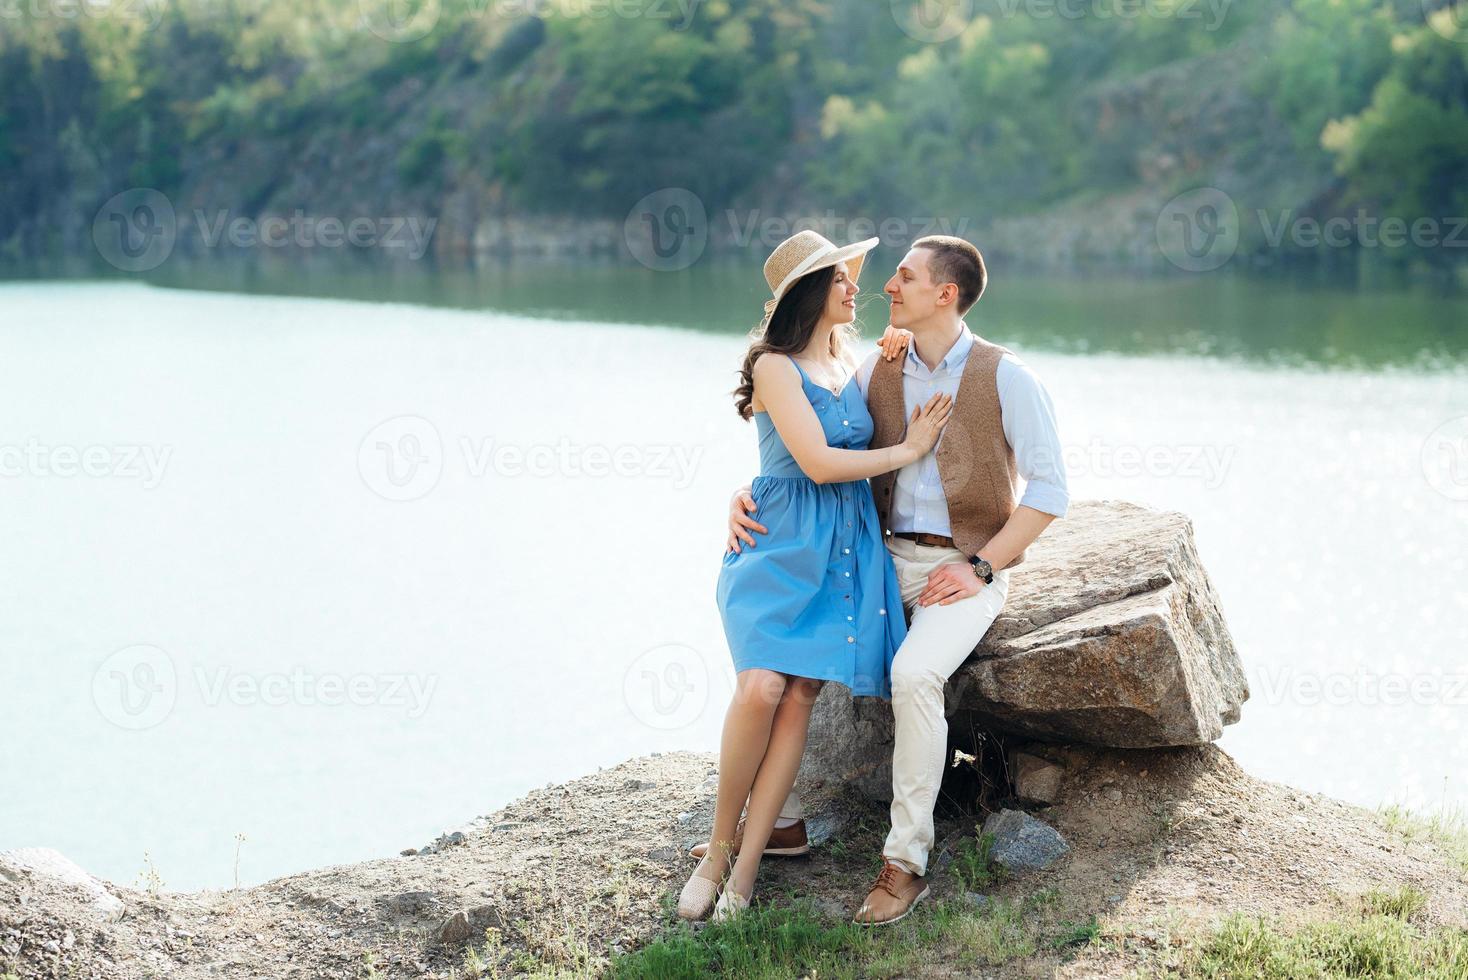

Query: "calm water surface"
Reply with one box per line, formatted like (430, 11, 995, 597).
(2, 256, 1465, 890)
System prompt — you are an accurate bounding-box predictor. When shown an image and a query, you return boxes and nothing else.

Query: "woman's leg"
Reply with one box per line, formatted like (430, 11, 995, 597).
(726, 676, 824, 898)
(693, 668, 789, 884)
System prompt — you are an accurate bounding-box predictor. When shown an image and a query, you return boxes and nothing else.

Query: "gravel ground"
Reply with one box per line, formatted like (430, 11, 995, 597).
(3, 745, 1465, 979)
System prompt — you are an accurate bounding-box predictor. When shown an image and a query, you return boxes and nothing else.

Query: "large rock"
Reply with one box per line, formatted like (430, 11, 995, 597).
(981, 809, 1070, 873)
(800, 500, 1248, 797)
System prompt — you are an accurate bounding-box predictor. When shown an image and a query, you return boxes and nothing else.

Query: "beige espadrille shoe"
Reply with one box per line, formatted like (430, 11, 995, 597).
(676, 871, 720, 921)
(711, 883, 751, 923)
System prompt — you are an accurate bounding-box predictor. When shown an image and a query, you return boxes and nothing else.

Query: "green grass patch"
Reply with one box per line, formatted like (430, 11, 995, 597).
(951, 830, 1003, 892)
(1161, 886, 1468, 979)
(611, 887, 1098, 979)
(1379, 802, 1468, 875)
(1361, 884, 1428, 920)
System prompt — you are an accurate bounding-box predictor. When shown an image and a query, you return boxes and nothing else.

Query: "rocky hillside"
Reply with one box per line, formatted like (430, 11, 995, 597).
(3, 746, 1467, 978)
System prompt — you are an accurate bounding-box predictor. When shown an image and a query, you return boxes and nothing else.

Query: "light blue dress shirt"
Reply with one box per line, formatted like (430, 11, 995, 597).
(855, 327, 1069, 537)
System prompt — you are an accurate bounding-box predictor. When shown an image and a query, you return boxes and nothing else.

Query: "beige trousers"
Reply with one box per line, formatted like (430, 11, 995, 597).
(776, 537, 1011, 876)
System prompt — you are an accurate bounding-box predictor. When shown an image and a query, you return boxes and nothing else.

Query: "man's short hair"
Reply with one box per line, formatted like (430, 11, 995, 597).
(912, 235, 987, 314)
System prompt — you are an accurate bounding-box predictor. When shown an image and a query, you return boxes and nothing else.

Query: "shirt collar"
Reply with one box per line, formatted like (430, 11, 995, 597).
(904, 323, 975, 376)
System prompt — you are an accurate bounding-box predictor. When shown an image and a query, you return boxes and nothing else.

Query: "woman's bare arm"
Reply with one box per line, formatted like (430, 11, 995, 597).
(753, 354, 948, 485)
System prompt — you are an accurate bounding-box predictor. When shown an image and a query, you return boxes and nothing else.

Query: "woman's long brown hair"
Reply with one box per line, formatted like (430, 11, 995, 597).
(733, 264, 858, 420)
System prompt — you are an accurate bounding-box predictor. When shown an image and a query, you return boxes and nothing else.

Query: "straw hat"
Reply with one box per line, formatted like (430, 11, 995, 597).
(759, 230, 880, 329)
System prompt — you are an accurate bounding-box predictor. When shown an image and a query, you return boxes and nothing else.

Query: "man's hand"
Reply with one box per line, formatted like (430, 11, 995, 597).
(918, 562, 984, 606)
(878, 325, 913, 361)
(727, 486, 767, 554)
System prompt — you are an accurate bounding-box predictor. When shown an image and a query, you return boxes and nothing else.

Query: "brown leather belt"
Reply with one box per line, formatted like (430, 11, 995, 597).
(891, 531, 957, 548)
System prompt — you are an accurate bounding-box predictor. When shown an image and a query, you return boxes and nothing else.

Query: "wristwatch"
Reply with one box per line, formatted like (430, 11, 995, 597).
(969, 555, 994, 584)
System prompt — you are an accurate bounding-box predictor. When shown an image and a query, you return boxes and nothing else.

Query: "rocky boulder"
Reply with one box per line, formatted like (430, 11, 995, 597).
(800, 500, 1249, 799)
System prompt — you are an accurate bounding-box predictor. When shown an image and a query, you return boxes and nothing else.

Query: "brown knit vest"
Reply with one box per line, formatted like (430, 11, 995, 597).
(868, 332, 1026, 568)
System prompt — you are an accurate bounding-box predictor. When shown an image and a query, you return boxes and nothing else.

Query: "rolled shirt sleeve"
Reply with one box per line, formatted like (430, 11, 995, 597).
(996, 355, 1069, 518)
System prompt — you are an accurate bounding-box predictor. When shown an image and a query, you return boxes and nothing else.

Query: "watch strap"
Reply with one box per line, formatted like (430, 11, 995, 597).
(969, 555, 994, 584)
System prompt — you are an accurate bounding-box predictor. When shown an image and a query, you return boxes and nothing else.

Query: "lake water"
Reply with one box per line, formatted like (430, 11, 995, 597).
(3, 255, 1466, 891)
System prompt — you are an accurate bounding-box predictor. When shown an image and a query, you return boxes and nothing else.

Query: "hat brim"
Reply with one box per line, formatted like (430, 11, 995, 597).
(770, 236, 880, 307)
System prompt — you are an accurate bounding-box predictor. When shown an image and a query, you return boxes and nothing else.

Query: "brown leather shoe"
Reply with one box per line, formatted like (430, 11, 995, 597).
(688, 818, 810, 860)
(852, 860, 929, 926)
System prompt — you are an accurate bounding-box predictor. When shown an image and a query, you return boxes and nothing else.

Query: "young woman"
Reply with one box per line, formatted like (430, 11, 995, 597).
(678, 231, 951, 921)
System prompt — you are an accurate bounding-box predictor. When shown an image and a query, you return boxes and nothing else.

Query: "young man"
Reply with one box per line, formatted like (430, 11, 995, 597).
(712, 235, 1069, 924)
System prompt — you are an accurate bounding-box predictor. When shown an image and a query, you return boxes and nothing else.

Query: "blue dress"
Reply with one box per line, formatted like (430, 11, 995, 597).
(716, 356, 907, 699)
